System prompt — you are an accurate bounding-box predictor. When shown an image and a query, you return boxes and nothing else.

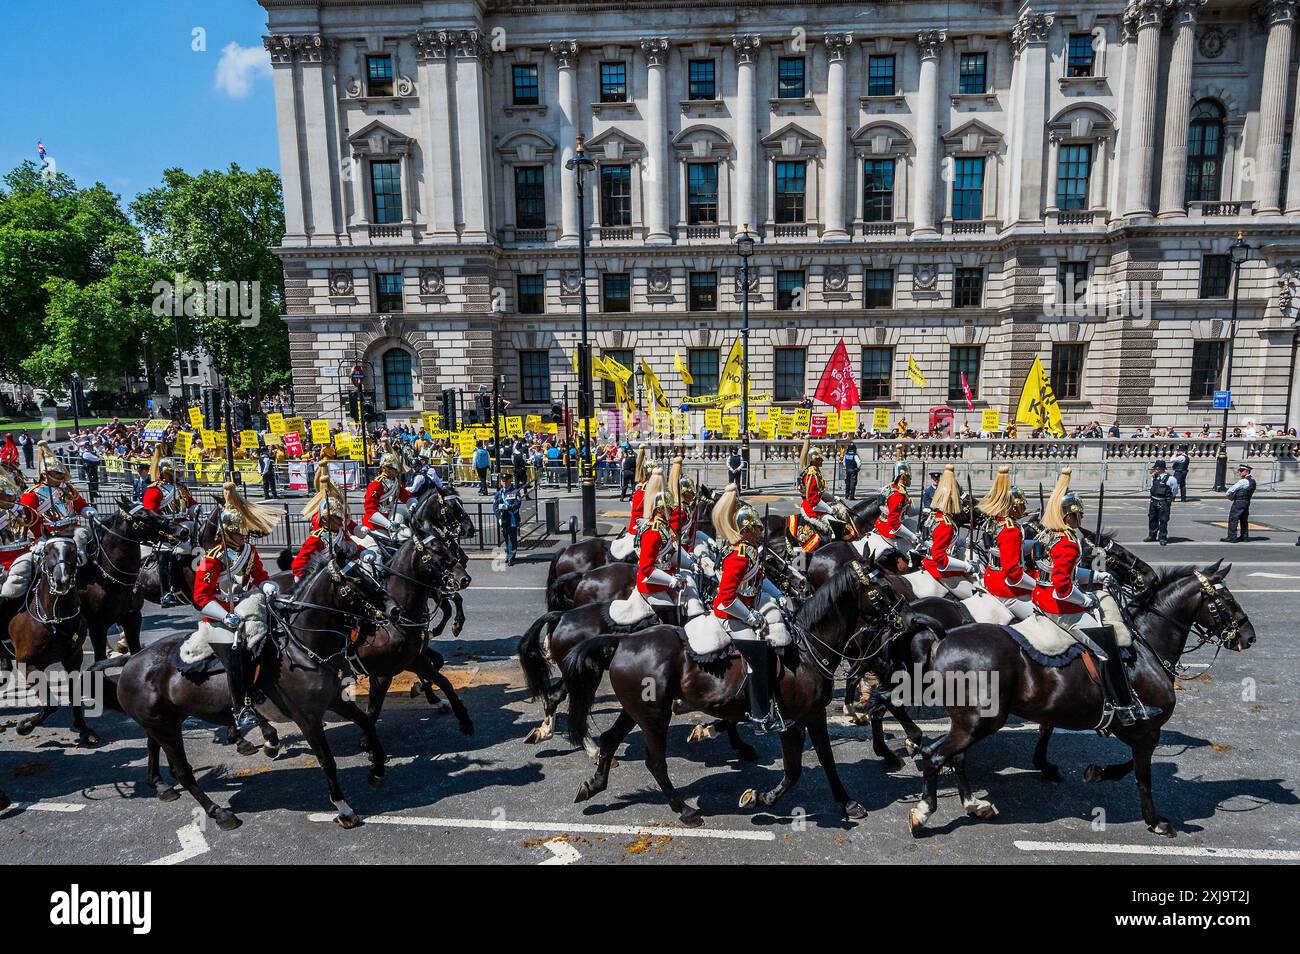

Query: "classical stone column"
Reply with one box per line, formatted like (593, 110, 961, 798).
(296, 34, 341, 242)
(732, 35, 761, 233)
(1255, 1, 1297, 215)
(1123, 0, 1165, 217)
(1156, 0, 1207, 217)
(1010, 11, 1055, 223)
(414, 30, 457, 239)
(823, 32, 853, 240)
(263, 35, 306, 241)
(642, 37, 671, 244)
(912, 30, 946, 235)
(553, 40, 580, 243)
(452, 30, 493, 242)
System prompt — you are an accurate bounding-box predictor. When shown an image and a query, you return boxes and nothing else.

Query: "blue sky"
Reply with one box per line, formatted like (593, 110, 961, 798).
(3, 0, 278, 203)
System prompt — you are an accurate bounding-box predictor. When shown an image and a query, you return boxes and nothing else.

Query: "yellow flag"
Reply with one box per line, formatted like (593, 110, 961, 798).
(603, 354, 634, 384)
(570, 349, 579, 375)
(906, 354, 928, 388)
(592, 354, 615, 382)
(674, 352, 694, 386)
(1015, 355, 1065, 438)
(641, 358, 669, 411)
(716, 337, 745, 407)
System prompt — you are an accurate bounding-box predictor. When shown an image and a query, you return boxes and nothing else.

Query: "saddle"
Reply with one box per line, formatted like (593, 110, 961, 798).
(1005, 608, 1134, 668)
(599, 597, 660, 633)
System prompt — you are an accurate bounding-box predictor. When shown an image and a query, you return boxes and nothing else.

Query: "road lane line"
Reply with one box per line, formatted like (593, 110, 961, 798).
(147, 822, 210, 866)
(305, 812, 775, 841)
(1014, 840, 1300, 861)
(1, 801, 86, 814)
(469, 586, 547, 591)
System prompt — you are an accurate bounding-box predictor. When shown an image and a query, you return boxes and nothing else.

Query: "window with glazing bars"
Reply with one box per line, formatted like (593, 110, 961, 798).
(959, 53, 987, 94)
(1055, 144, 1091, 211)
(867, 55, 895, 96)
(599, 62, 626, 102)
(687, 164, 718, 225)
(775, 161, 806, 223)
(1189, 340, 1226, 401)
(863, 159, 895, 222)
(370, 160, 402, 224)
(688, 348, 719, 396)
(514, 167, 545, 229)
(689, 59, 716, 100)
(512, 64, 539, 105)
(860, 347, 892, 400)
(952, 157, 985, 220)
(776, 271, 804, 310)
(774, 348, 806, 402)
(864, 269, 894, 309)
(367, 55, 394, 96)
(778, 57, 805, 98)
(600, 165, 632, 227)
(1051, 343, 1085, 401)
(519, 350, 551, 403)
(948, 346, 981, 401)
(1067, 34, 1095, 77)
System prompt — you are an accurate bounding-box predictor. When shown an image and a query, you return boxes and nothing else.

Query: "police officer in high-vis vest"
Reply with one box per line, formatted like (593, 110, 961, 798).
(1144, 460, 1178, 547)
(1222, 463, 1256, 543)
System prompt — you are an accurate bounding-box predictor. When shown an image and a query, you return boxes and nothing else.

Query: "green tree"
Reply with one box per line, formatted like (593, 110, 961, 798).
(132, 165, 288, 394)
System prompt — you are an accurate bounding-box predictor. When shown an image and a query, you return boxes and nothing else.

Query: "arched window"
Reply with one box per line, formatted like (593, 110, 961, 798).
(382, 348, 413, 410)
(1185, 100, 1225, 204)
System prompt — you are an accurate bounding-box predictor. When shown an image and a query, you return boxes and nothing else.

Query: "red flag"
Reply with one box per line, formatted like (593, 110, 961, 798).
(814, 339, 860, 411)
(961, 371, 975, 411)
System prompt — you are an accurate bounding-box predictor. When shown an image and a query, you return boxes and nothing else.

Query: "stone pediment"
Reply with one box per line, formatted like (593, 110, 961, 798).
(496, 129, 557, 163)
(584, 127, 646, 162)
(348, 120, 415, 156)
(941, 118, 1004, 154)
(760, 122, 822, 157)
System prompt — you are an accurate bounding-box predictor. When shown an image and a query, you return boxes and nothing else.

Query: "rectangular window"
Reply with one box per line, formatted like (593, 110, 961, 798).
(512, 64, 539, 106)
(688, 272, 717, 312)
(370, 160, 402, 224)
(1051, 343, 1085, 401)
(375, 272, 404, 314)
(778, 57, 805, 98)
(864, 269, 894, 309)
(867, 54, 896, 96)
(1067, 34, 1096, 77)
(1189, 340, 1226, 401)
(860, 347, 892, 401)
(687, 163, 719, 225)
(1057, 261, 1089, 304)
(514, 166, 546, 230)
(1200, 254, 1232, 298)
(516, 275, 544, 315)
(688, 348, 719, 397)
(948, 346, 981, 402)
(775, 161, 806, 224)
(599, 62, 627, 103)
(776, 271, 805, 311)
(519, 350, 551, 403)
(774, 348, 806, 403)
(367, 55, 394, 97)
(952, 157, 985, 221)
(959, 52, 987, 95)
(863, 158, 895, 221)
(688, 59, 716, 100)
(954, 267, 983, 308)
(1056, 144, 1092, 211)
(602, 273, 630, 314)
(601, 348, 633, 404)
(599, 165, 632, 227)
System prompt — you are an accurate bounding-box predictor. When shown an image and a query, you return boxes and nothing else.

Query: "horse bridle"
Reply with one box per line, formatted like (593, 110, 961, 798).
(27, 539, 81, 628)
(1126, 570, 1249, 678)
(794, 561, 910, 684)
(90, 511, 182, 586)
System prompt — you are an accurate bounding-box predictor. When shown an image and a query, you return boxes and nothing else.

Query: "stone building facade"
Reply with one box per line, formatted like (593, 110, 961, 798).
(260, 0, 1300, 432)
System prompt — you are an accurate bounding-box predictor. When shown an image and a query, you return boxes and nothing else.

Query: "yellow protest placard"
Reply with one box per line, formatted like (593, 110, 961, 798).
(759, 420, 776, 440)
(872, 408, 891, 431)
(310, 419, 332, 445)
(704, 408, 722, 430)
(334, 433, 353, 455)
(794, 408, 812, 430)
(747, 409, 760, 429)
(506, 416, 524, 438)
(173, 431, 192, 456)
(200, 429, 217, 449)
(777, 418, 794, 438)
(240, 429, 259, 450)
(543, 422, 558, 435)
(981, 408, 1002, 432)
(187, 406, 203, 430)
(652, 411, 671, 434)
(839, 409, 858, 433)
(283, 417, 305, 439)
(722, 416, 740, 438)
(825, 411, 840, 435)
(267, 412, 285, 434)
(525, 414, 541, 432)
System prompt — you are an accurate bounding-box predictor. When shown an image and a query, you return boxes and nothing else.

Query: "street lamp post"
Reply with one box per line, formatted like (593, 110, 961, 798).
(69, 371, 81, 437)
(351, 361, 369, 483)
(735, 224, 757, 490)
(1212, 232, 1251, 492)
(566, 134, 598, 535)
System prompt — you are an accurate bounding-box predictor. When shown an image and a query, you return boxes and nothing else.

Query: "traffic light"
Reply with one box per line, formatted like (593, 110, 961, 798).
(440, 389, 457, 430)
(474, 392, 491, 424)
(201, 388, 222, 430)
(346, 391, 362, 423)
(70, 377, 87, 418)
(363, 399, 382, 424)
(233, 401, 252, 430)
(549, 401, 565, 425)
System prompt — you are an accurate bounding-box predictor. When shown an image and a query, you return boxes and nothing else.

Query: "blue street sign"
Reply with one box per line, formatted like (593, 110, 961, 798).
(1213, 390, 1231, 410)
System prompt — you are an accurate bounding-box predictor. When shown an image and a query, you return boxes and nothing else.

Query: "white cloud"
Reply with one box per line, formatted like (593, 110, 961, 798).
(214, 41, 272, 99)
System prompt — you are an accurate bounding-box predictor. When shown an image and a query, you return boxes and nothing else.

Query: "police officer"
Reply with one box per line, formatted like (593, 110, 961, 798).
(1169, 444, 1190, 502)
(1222, 463, 1256, 543)
(1144, 460, 1178, 546)
(842, 443, 861, 499)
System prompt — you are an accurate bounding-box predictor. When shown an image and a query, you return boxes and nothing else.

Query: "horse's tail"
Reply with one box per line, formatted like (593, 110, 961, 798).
(562, 635, 621, 746)
(547, 570, 583, 611)
(87, 657, 126, 714)
(517, 611, 565, 701)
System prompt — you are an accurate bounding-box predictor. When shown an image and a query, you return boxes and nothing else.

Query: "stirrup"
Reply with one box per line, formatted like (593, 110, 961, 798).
(160, 592, 182, 608)
(233, 704, 260, 736)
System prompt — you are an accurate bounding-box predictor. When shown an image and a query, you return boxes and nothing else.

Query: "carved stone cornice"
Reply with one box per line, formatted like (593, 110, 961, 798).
(641, 36, 670, 67)
(916, 29, 948, 60)
(412, 29, 451, 62)
(732, 34, 762, 65)
(263, 34, 296, 64)
(550, 39, 579, 69)
(449, 29, 489, 61)
(1123, 0, 1169, 39)
(1165, 0, 1208, 29)
(1011, 10, 1056, 55)
(824, 32, 854, 61)
(263, 33, 336, 65)
(1255, 0, 1299, 28)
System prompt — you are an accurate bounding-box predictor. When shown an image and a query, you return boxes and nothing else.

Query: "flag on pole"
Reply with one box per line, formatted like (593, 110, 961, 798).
(813, 338, 861, 411)
(960, 371, 975, 411)
(906, 354, 928, 388)
(641, 358, 670, 411)
(674, 351, 694, 386)
(570, 348, 579, 374)
(591, 354, 614, 382)
(716, 337, 745, 408)
(1015, 356, 1065, 437)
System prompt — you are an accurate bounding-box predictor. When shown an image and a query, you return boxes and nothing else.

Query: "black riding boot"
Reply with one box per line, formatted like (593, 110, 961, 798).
(734, 638, 785, 734)
(224, 639, 260, 736)
(158, 552, 180, 607)
(1092, 625, 1161, 727)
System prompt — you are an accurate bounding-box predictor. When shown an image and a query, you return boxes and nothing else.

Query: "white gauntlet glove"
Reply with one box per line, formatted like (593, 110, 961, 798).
(260, 580, 280, 598)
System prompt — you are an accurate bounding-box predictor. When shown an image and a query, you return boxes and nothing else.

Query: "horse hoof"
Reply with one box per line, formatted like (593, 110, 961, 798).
(157, 786, 181, 803)
(368, 772, 384, 790)
(1083, 764, 1104, 783)
(735, 744, 759, 763)
(574, 780, 600, 803)
(909, 806, 932, 836)
(235, 739, 258, 757)
(523, 725, 550, 745)
(849, 712, 871, 727)
(679, 807, 704, 828)
(686, 724, 713, 744)
(738, 788, 757, 809)
(15, 720, 34, 737)
(335, 812, 361, 830)
(408, 684, 422, 699)
(842, 800, 868, 820)
(432, 701, 452, 715)
(78, 730, 100, 747)
(963, 798, 999, 819)
(1039, 764, 1063, 783)
(459, 720, 475, 737)
(1150, 819, 1175, 838)
(262, 743, 280, 760)
(215, 811, 242, 831)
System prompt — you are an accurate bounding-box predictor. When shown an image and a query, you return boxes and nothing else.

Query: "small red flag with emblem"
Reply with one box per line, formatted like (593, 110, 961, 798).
(814, 339, 860, 412)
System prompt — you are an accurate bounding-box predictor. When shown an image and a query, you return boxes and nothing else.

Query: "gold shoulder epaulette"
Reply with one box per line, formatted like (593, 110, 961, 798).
(206, 544, 226, 561)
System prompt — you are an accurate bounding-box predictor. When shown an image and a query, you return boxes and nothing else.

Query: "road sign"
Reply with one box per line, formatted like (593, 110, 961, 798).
(1213, 390, 1231, 410)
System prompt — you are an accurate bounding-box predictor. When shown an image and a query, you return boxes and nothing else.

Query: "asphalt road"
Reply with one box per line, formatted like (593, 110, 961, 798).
(1, 492, 1298, 865)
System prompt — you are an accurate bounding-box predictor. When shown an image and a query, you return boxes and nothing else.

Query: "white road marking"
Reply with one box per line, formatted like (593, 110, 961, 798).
(147, 821, 210, 866)
(1249, 572, 1300, 579)
(305, 812, 775, 841)
(1220, 589, 1300, 593)
(2, 801, 86, 814)
(1014, 840, 1300, 861)
(539, 838, 582, 865)
(469, 586, 547, 591)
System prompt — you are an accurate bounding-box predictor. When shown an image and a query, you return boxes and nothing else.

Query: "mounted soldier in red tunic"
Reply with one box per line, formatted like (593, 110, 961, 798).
(0, 469, 37, 616)
(292, 468, 366, 582)
(976, 466, 1036, 621)
(921, 465, 979, 596)
(610, 445, 654, 561)
(786, 438, 851, 556)
(362, 452, 413, 538)
(142, 444, 199, 607)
